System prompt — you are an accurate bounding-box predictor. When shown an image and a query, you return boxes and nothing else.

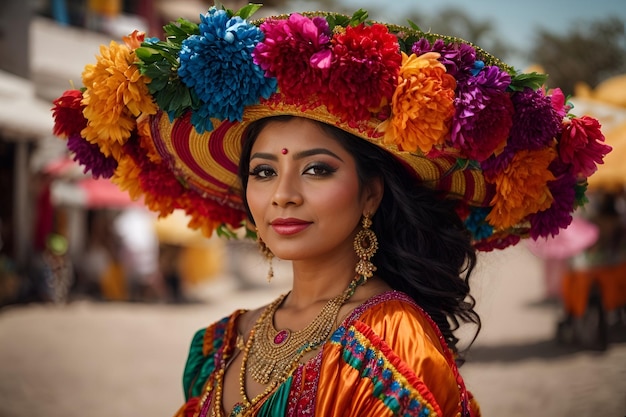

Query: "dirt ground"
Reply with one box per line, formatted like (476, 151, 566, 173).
(1, 246, 625, 417)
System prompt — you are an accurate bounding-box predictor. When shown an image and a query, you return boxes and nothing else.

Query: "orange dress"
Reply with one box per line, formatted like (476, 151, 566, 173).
(174, 291, 480, 417)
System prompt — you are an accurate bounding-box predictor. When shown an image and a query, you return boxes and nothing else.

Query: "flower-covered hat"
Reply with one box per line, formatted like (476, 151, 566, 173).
(51, 5, 611, 251)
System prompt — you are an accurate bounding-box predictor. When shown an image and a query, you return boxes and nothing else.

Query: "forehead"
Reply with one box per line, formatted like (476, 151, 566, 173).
(252, 118, 344, 152)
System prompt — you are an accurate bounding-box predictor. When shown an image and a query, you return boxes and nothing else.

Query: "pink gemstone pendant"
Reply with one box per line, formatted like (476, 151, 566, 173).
(274, 329, 290, 345)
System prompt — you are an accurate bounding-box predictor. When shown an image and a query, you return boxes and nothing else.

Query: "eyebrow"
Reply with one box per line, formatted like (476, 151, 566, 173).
(250, 148, 344, 162)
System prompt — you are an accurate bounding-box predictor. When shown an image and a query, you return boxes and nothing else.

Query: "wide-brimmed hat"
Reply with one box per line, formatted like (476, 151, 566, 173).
(51, 5, 611, 251)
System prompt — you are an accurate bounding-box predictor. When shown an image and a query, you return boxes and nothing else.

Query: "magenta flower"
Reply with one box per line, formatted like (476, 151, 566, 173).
(67, 134, 117, 179)
(550, 88, 570, 119)
(509, 88, 562, 151)
(559, 116, 612, 177)
(529, 173, 576, 239)
(253, 13, 331, 104)
(474, 234, 521, 251)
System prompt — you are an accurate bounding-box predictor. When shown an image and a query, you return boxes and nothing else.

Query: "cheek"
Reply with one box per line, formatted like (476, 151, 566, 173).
(246, 183, 268, 223)
(317, 177, 362, 215)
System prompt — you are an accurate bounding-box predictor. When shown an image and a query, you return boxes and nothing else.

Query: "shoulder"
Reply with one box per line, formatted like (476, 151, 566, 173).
(182, 310, 245, 400)
(347, 291, 446, 352)
(331, 291, 465, 417)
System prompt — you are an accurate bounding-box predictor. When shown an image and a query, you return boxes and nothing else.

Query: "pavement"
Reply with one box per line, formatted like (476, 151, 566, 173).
(1, 15, 625, 417)
(1, 244, 625, 417)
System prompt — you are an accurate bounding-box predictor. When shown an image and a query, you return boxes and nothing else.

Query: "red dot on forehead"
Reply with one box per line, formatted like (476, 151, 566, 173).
(281, 148, 288, 155)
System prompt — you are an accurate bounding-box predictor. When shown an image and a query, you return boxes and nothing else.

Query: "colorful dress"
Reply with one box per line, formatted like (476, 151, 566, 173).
(174, 291, 480, 417)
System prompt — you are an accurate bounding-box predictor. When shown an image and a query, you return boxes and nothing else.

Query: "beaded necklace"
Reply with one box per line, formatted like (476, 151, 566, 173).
(238, 276, 364, 407)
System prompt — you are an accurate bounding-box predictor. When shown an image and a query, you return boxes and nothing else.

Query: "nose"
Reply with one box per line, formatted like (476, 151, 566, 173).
(271, 172, 303, 207)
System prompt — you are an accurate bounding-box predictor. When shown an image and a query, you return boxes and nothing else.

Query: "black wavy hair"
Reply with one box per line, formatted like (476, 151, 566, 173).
(238, 116, 480, 355)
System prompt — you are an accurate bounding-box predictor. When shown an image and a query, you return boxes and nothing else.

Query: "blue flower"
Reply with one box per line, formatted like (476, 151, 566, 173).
(177, 8, 277, 133)
(465, 206, 494, 240)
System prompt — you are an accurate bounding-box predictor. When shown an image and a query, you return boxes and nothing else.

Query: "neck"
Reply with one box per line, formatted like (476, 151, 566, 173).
(287, 257, 358, 309)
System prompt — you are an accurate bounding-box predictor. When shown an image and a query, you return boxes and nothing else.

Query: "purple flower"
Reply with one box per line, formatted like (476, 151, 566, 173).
(481, 148, 515, 176)
(67, 134, 117, 179)
(451, 66, 513, 161)
(412, 39, 476, 79)
(529, 173, 577, 239)
(508, 88, 562, 151)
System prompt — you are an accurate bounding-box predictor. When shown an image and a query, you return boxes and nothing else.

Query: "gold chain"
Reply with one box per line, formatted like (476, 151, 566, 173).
(239, 276, 364, 405)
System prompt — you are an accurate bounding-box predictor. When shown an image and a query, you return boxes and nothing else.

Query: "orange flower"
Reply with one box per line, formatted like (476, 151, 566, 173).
(486, 148, 557, 229)
(110, 153, 143, 201)
(137, 114, 162, 163)
(123, 30, 145, 50)
(81, 39, 156, 157)
(380, 52, 456, 153)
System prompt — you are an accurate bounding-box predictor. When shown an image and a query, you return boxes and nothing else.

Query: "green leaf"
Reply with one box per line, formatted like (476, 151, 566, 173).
(509, 72, 548, 92)
(407, 20, 422, 32)
(235, 4, 262, 20)
(349, 9, 368, 26)
(135, 46, 160, 61)
(216, 225, 238, 239)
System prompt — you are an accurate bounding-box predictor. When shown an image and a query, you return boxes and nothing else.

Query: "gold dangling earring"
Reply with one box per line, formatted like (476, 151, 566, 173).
(256, 230, 274, 283)
(354, 213, 378, 280)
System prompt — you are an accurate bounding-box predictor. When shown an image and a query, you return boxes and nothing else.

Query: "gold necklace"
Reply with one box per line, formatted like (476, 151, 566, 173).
(241, 276, 364, 394)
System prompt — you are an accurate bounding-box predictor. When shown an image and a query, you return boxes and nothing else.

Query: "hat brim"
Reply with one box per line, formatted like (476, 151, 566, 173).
(151, 99, 494, 215)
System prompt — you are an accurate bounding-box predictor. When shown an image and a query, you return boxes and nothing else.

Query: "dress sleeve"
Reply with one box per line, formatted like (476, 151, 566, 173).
(314, 296, 478, 417)
(173, 312, 242, 417)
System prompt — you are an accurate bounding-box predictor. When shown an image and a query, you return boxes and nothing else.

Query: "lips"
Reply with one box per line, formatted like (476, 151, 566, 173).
(270, 218, 312, 235)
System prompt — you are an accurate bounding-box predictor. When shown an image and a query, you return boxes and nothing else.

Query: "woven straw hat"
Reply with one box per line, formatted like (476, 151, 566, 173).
(51, 6, 611, 251)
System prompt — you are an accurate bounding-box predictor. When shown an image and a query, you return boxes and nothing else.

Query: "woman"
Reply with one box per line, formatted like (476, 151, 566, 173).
(51, 5, 610, 416)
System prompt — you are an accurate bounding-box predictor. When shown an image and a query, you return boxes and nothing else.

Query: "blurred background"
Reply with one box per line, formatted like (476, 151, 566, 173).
(0, 0, 625, 416)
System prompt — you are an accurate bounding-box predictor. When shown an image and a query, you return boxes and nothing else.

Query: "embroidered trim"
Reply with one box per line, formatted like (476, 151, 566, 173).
(344, 291, 471, 416)
(329, 322, 439, 416)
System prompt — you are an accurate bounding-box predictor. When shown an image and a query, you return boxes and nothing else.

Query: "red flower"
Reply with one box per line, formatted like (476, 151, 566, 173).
(182, 192, 246, 237)
(326, 23, 401, 125)
(559, 116, 612, 177)
(51, 90, 87, 138)
(474, 233, 521, 251)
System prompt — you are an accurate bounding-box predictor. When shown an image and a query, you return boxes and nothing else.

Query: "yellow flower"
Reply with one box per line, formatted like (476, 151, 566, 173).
(81, 39, 156, 158)
(380, 52, 456, 153)
(486, 148, 557, 229)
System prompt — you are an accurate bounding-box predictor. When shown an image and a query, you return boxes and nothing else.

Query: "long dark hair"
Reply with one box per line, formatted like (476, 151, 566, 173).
(238, 116, 480, 355)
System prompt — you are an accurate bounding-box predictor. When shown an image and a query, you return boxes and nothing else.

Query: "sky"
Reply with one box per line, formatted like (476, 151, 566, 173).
(287, 0, 626, 68)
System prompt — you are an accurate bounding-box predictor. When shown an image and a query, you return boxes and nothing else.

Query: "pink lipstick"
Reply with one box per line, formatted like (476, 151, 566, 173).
(270, 218, 311, 235)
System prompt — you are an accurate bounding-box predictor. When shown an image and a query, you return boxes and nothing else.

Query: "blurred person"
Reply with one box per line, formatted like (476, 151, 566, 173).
(113, 207, 164, 301)
(27, 233, 74, 304)
(50, 4, 610, 416)
(74, 210, 118, 299)
(158, 242, 184, 303)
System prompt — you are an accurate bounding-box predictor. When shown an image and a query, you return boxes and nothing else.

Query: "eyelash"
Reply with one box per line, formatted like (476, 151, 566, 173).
(303, 163, 336, 176)
(248, 163, 337, 179)
(249, 165, 275, 179)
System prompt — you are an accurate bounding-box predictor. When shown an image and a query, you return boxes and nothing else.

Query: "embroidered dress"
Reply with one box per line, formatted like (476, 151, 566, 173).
(174, 291, 481, 417)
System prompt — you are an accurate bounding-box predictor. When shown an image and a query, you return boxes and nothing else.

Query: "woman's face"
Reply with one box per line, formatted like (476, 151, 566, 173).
(246, 118, 379, 262)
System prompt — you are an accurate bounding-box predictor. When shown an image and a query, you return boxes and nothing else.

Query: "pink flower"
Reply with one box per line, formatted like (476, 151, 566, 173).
(325, 23, 401, 125)
(559, 116, 612, 177)
(550, 88, 570, 119)
(253, 14, 331, 104)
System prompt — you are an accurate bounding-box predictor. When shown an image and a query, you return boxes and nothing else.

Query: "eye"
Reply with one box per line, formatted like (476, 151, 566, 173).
(303, 163, 336, 177)
(249, 165, 276, 179)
